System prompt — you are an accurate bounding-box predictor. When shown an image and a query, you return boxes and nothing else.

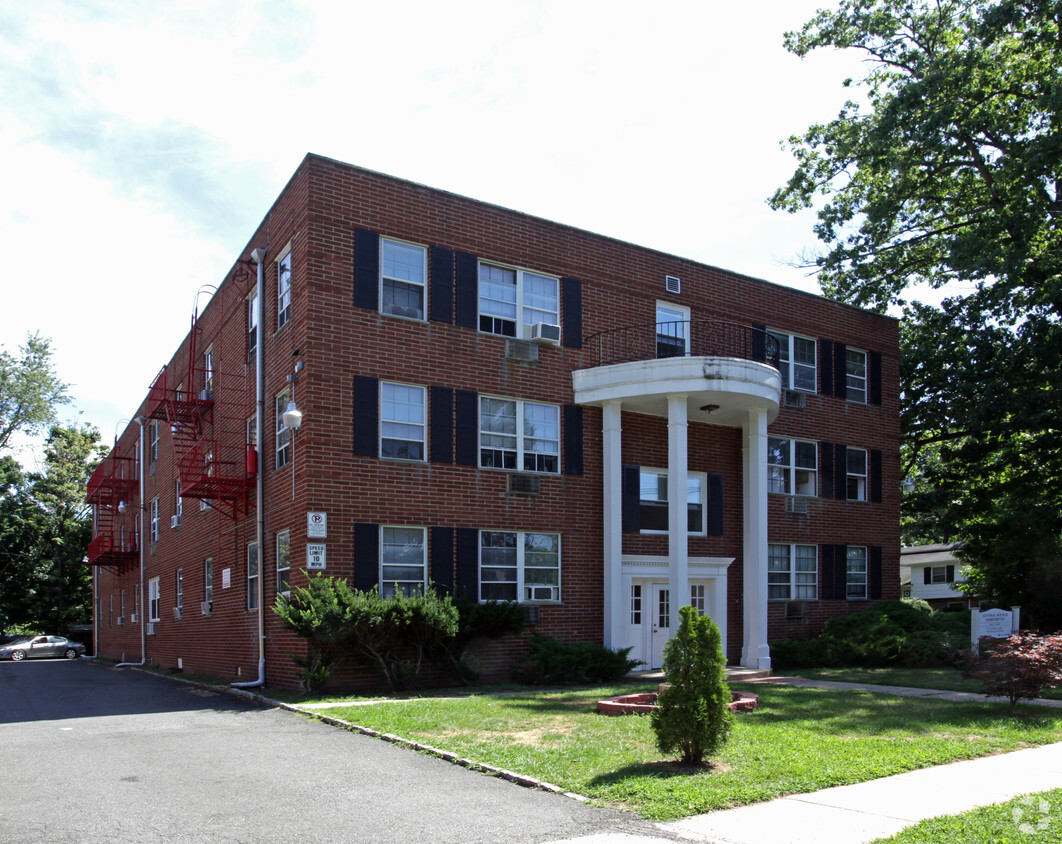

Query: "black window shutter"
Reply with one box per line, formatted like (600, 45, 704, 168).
(835, 544, 849, 599)
(870, 449, 883, 503)
(454, 390, 479, 466)
(354, 523, 379, 591)
(622, 466, 641, 532)
(454, 252, 478, 328)
(752, 323, 767, 363)
(563, 404, 583, 476)
(820, 544, 837, 600)
(455, 527, 479, 600)
(869, 351, 883, 405)
(835, 443, 848, 500)
(430, 386, 454, 464)
(431, 527, 454, 594)
(707, 473, 724, 536)
(834, 342, 848, 399)
(353, 375, 379, 457)
(945, 564, 955, 583)
(820, 442, 835, 499)
(924, 567, 932, 585)
(869, 546, 883, 599)
(819, 339, 834, 396)
(353, 228, 379, 310)
(430, 246, 454, 324)
(561, 277, 583, 349)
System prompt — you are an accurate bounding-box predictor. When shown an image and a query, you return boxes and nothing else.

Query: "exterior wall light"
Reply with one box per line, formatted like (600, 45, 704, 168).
(282, 401, 303, 430)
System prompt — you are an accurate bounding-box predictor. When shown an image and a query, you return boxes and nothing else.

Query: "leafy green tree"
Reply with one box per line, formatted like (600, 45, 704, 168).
(651, 607, 733, 766)
(0, 334, 69, 452)
(771, 0, 1062, 626)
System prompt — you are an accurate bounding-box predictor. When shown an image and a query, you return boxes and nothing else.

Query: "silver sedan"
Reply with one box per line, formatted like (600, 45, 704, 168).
(0, 636, 85, 661)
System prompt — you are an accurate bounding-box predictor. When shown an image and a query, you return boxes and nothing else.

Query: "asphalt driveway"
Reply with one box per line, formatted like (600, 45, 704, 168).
(0, 659, 670, 844)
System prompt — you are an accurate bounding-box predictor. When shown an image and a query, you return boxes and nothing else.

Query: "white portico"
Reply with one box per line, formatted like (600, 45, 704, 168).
(573, 323, 781, 669)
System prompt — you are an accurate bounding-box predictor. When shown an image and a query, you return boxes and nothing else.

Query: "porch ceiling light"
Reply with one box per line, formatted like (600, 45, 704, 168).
(700, 404, 720, 414)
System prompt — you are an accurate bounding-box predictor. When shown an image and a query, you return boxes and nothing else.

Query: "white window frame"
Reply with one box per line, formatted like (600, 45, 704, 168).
(275, 388, 291, 468)
(204, 558, 213, 610)
(276, 530, 291, 596)
(638, 468, 709, 536)
(929, 565, 952, 584)
(847, 546, 868, 599)
(149, 497, 159, 544)
(380, 238, 427, 320)
(768, 437, 818, 496)
(277, 250, 292, 329)
(379, 525, 427, 596)
(479, 396, 560, 474)
(656, 302, 690, 358)
(768, 543, 818, 600)
(149, 421, 160, 463)
(247, 541, 259, 611)
(247, 286, 259, 360)
(846, 348, 868, 403)
(768, 330, 817, 392)
(380, 382, 426, 461)
(478, 261, 559, 339)
(176, 569, 183, 616)
(203, 346, 214, 397)
(847, 447, 868, 502)
(479, 530, 561, 603)
(631, 583, 643, 625)
(175, 479, 183, 521)
(148, 576, 161, 622)
(690, 583, 706, 615)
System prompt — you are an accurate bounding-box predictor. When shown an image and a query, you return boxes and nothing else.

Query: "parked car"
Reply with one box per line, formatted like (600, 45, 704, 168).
(0, 636, 85, 661)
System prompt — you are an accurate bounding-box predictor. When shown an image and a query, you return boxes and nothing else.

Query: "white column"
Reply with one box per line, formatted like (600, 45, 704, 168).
(601, 400, 625, 649)
(667, 395, 689, 618)
(742, 407, 771, 669)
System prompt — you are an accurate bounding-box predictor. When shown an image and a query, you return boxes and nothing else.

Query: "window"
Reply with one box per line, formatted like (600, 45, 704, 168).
(656, 302, 689, 358)
(203, 347, 214, 398)
(204, 558, 213, 611)
(149, 498, 159, 543)
(479, 397, 559, 473)
(638, 468, 708, 534)
(176, 569, 183, 616)
(478, 262, 559, 338)
(847, 448, 868, 501)
(119, 590, 125, 624)
(767, 437, 817, 496)
(148, 577, 160, 622)
(247, 286, 259, 360)
(380, 382, 425, 461)
(276, 531, 291, 596)
(149, 421, 160, 463)
(381, 239, 426, 320)
(277, 251, 292, 329)
(479, 531, 560, 603)
(846, 348, 868, 403)
(769, 331, 817, 392)
(247, 541, 259, 610)
(929, 565, 954, 584)
(247, 413, 258, 448)
(276, 388, 291, 468)
(175, 480, 183, 522)
(631, 584, 642, 625)
(768, 544, 818, 600)
(846, 546, 868, 599)
(690, 583, 706, 615)
(380, 526, 426, 596)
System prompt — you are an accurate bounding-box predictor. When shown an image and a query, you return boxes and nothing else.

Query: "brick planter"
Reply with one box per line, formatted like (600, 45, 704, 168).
(597, 684, 759, 715)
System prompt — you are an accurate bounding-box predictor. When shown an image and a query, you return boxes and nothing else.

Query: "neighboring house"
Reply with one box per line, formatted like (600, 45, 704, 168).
(86, 154, 900, 690)
(900, 542, 974, 610)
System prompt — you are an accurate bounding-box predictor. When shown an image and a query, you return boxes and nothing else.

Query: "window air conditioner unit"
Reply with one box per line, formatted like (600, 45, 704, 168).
(201, 602, 212, 616)
(146, 622, 156, 635)
(785, 496, 809, 515)
(507, 473, 541, 495)
(785, 390, 807, 409)
(199, 388, 213, 401)
(171, 515, 181, 529)
(529, 323, 561, 346)
(173, 607, 182, 620)
(527, 586, 555, 601)
(786, 600, 808, 620)
(130, 613, 138, 623)
(117, 616, 124, 626)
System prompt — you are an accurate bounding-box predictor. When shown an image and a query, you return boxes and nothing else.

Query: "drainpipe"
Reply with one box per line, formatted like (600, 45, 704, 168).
(118, 415, 148, 668)
(233, 248, 268, 689)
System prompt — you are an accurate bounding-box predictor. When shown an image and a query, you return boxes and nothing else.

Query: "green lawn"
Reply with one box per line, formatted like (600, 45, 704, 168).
(869, 788, 1062, 843)
(780, 666, 1062, 700)
(317, 683, 1062, 820)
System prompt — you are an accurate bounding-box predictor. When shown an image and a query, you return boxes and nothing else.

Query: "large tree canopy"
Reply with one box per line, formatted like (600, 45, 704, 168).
(772, 0, 1062, 627)
(0, 333, 69, 453)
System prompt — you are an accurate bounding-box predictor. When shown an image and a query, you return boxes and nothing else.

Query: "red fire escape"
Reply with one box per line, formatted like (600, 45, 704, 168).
(86, 451, 139, 569)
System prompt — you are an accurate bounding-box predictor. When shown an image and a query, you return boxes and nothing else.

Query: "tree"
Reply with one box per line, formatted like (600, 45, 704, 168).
(771, 0, 1062, 626)
(0, 334, 69, 452)
(650, 607, 733, 766)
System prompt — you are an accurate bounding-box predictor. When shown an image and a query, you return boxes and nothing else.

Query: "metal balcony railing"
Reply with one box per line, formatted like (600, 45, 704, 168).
(582, 321, 780, 369)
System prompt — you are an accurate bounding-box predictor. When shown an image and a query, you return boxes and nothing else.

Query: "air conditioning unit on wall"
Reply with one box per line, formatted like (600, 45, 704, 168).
(785, 390, 807, 409)
(529, 323, 561, 346)
(171, 515, 181, 529)
(786, 601, 808, 620)
(146, 622, 156, 635)
(785, 496, 809, 515)
(201, 602, 212, 615)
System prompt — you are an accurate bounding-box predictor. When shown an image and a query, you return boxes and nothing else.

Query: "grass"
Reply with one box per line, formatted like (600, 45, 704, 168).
(315, 682, 1062, 820)
(780, 666, 1062, 700)
(869, 788, 1062, 843)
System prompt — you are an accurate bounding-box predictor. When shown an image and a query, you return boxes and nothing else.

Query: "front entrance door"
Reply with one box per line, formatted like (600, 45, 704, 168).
(649, 582, 672, 669)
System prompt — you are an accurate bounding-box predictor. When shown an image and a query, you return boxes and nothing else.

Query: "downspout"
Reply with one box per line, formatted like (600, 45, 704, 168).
(118, 415, 148, 668)
(233, 248, 268, 688)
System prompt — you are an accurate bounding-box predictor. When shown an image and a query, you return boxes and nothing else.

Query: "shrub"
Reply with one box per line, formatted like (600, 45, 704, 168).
(513, 635, 641, 685)
(274, 575, 358, 692)
(960, 631, 1062, 708)
(651, 607, 733, 766)
(432, 598, 525, 684)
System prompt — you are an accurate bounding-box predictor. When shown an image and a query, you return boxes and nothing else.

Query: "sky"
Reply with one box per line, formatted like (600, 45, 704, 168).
(0, 0, 869, 465)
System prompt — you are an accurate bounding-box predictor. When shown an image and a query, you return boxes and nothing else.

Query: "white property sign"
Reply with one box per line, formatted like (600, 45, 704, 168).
(306, 543, 327, 570)
(307, 512, 327, 538)
(971, 607, 1020, 649)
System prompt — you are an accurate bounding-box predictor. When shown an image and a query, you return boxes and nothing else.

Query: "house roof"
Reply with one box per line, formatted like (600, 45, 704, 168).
(900, 542, 965, 567)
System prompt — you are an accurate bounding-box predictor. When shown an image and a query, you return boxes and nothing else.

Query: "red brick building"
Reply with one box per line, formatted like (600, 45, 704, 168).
(86, 154, 900, 690)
